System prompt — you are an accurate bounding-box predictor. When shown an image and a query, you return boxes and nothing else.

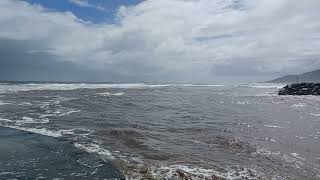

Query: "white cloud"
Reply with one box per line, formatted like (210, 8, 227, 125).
(0, 0, 320, 82)
(69, 0, 106, 11)
(69, 0, 92, 7)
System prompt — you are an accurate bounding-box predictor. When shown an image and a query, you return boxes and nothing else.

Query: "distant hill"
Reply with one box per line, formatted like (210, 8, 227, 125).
(265, 69, 320, 83)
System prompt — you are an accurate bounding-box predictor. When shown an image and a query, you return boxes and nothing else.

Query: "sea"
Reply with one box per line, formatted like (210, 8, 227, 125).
(0, 82, 320, 179)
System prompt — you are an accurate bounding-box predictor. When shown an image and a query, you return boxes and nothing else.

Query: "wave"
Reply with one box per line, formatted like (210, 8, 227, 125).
(152, 165, 264, 180)
(264, 124, 284, 128)
(310, 113, 320, 117)
(96, 92, 125, 97)
(291, 103, 307, 108)
(121, 163, 265, 180)
(0, 83, 174, 93)
(2, 125, 62, 137)
(74, 143, 114, 160)
(17, 116, 49, 125)
(0, 100, 11, 105)
(0, 83, 286, 95)
(237, 83, 285, 89)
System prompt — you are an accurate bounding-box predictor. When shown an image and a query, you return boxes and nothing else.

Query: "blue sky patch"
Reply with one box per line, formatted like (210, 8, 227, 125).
(22, 0, 143, 23)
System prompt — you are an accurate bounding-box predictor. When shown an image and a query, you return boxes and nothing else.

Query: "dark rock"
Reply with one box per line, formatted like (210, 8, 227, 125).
(278, 83, 320, 95)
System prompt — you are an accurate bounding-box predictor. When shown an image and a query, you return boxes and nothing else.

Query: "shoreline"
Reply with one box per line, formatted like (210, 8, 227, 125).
(0, 126, 124, 179)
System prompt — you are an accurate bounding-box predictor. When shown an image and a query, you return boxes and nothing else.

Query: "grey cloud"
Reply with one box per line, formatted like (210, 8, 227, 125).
(1, 0, 320, 83)
(0, 38, 162, 82)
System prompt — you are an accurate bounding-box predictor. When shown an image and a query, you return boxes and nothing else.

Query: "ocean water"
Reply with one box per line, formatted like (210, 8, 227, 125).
(0, 82, 320, 179)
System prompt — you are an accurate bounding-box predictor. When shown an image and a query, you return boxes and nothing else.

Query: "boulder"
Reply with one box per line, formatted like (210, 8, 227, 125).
(278, 83, 320, 95)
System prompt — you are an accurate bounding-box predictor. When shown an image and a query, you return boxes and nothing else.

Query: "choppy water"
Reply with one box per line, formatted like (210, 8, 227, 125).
(1, 82, 320, 179)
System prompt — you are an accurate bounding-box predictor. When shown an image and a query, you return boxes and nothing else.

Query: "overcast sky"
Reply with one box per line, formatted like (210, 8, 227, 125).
(1, 0, 320, 83)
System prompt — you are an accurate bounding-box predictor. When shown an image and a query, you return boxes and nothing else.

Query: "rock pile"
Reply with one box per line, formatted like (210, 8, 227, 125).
(278, 83, 320, 95)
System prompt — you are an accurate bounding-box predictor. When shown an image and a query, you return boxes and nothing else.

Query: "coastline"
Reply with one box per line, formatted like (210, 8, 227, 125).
(0, 126, 124, 179)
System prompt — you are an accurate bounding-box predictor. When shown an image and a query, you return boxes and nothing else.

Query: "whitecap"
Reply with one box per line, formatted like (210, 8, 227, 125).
(310, 113, 320, 117)
(255, 147, 281, 157)
(3, 125, 62, 137)
(96, 92, 125, 97)
(264, 125, 284, 128)
(178, 84, 226, 87)
(149, 164, 264, 180)
(238, 83, 285, 89)
(18, 102, 32, 106)
(40, 108, 80, 118)
(58, 110, 81, 116)
(0, 83, 174, 94)
(113, 92, 125, 96)
(0, 118, 12, 122)
(290, 153, 306, 161)
(96, 92, 111, 96)
(74, 143, 114, 159)
(271, 100, 285, 104)
(0, 101, 10, 105)
(235, 101, 250, 105)
(291, 153, 300, 157)
(61, 128, 93, 136)
(16, 116, 49, 125)
(291, 103, 306, 108)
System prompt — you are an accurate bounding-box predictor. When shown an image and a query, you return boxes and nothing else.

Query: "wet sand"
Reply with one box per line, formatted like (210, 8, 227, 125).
(0, 127, 124, 179)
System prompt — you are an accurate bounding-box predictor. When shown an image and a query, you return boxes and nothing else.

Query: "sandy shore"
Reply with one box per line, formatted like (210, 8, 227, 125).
(0, 127, 124, 179)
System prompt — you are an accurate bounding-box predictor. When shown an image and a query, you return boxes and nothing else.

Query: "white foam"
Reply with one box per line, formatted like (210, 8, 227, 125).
(148, 164, 264, 180)
(271, 100, 286, 104)
(310, 113, 320, 117)
(74, 143, 114, 159)
(0, 83, 279, 94)
(0, 101, 10, 105)
(61, 128, 93, 136)
(235, 101, 250, 105)
(0, 118, 12, 122)
(238, 83, 285, 89)
(96, 92, 125, 97)
(291, 153, 300, 157)
(3, 125, 62, 137)
(291, 103, 306, 108)
(18, 102, 32, 106)
(58, 110, 81, 116)
(17, 116, 49, 124)
(295, 136, 305, 139)
(265, 137, 278, 142)
(113, 92, 125, 96)
(255, 147, 281, 157)
(39, 105, 81, 117)
(96, 92, 111, 96)
(264, 125, 284, 128)
(178, 84, 226, 87)
(0, 83, 174, 93)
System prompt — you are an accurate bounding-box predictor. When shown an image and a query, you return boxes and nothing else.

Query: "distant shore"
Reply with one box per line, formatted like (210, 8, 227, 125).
(0, 127, 124, 179)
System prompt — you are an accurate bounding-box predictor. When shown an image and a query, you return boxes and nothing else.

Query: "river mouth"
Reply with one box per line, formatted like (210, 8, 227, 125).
(1, 83, 320, 179)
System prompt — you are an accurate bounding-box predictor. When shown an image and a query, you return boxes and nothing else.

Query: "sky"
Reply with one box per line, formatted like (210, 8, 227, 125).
(1, 0, 320, 83)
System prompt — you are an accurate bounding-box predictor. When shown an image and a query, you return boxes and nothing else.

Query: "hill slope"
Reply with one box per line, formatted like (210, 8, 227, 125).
(266, 69, 320, 83)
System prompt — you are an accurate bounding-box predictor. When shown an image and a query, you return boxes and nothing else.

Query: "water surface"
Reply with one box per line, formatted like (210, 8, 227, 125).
(0, 83, 319, 179)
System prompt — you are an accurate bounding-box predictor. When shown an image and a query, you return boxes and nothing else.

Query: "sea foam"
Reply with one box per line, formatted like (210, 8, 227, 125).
(2, 125, 62, 137)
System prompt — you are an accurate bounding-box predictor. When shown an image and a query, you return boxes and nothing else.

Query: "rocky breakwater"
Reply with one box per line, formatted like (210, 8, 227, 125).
(279, 83, 320, 95)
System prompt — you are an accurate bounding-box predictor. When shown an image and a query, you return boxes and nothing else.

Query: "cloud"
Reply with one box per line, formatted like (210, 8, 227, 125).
(0, 0, 320, 82)
(69, 0, 92, 7)
(69, 0, 106, 11)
